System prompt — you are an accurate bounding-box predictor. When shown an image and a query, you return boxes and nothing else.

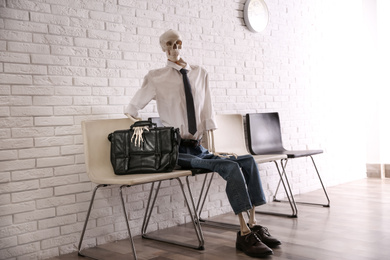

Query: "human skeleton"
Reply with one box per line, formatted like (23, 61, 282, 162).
(125, 30, 258, 236)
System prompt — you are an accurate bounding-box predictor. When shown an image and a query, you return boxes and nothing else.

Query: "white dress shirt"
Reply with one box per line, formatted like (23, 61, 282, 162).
(125, 60, 217, 140)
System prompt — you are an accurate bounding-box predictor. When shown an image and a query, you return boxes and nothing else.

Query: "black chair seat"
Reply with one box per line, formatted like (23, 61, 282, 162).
(284, 149, 323, 158)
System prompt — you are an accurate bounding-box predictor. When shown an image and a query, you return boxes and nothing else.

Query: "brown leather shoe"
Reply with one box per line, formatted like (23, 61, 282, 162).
(250, 225, 281, 248)
(236, 231, 273, 257)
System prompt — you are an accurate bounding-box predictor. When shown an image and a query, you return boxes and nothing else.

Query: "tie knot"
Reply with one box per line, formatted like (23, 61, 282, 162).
(180, 68, 187, 75)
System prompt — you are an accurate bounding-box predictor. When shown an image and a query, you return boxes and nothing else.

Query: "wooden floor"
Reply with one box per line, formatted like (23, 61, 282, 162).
(49, 178, 390, 260)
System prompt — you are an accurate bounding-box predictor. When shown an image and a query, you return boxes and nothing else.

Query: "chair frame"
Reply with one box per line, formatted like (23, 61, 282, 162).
(147, 117, 236, 229)
(245, 112, 330, 218)
(78, 118, 204, 260)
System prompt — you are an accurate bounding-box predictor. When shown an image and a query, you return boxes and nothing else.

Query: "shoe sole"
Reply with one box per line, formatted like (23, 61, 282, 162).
(264, 241, 282, 248)
(236, 243, 273, 258)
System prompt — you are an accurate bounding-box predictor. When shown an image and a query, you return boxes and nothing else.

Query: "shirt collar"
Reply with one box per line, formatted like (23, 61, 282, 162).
(166, 59, 191, 72)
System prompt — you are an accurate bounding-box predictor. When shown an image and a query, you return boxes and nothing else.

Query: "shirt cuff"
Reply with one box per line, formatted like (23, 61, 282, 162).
(124, 103, 141, 119)
(204, 118, 217, 131)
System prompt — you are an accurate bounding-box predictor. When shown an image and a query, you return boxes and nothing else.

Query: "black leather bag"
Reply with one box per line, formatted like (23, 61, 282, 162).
(108, 120, 180, 175)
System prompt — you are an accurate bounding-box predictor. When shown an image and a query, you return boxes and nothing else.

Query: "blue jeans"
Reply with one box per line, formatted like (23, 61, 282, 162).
(178, 145, 266, 215)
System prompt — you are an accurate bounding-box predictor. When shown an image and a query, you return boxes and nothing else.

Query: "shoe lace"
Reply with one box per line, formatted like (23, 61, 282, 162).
(245, 232, 261, 244)
(260, 226, 271, 237)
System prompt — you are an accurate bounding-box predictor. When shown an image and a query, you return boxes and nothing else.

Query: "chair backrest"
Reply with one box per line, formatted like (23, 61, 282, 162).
(246, 112, 285, 155)
(150, 114, 249, 155)
(82, 118, 135, 183)
(213, 114, 249, 156)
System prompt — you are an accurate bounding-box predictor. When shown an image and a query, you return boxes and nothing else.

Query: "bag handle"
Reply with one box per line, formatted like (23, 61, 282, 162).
(130, 119, 156, 129)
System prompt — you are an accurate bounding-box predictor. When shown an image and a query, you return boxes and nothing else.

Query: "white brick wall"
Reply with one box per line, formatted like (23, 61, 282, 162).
(0, 0, 366, 259)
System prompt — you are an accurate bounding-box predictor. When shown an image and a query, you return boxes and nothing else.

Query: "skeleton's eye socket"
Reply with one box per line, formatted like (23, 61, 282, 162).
(166, 41, 173, 46)
(176, 40, 182, 45)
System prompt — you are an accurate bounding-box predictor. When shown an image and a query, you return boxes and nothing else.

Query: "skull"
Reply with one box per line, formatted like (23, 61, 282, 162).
(159, 29, 182, 62)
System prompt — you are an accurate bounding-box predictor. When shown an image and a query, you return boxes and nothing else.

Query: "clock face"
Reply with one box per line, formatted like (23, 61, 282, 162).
(244, 0, 269, 33)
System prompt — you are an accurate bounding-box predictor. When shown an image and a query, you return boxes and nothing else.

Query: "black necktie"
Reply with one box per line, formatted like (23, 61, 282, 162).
(180, 69, 197, 135)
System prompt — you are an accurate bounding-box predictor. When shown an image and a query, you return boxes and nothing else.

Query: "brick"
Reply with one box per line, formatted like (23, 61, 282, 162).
(93, 86, 124, 97)
(90, 10, 122, 23)
(33, 34, 73, 46)
(36, 155, 74, 168)
(0, 242, 40, 258)
(18, 146, 59, 159)
(53, 106, 90, 116)
(0, 159, 35, 172)
(86, 68, 119, 78)
(88, 29, 121, 41)
(31, 54, 70, 65)
(0, 29, 32, 42)
(9, 42, 49, 56)
(74, 37, 108, 49)
(11, 127, 54, 138)
(55, 182, 92, 196)
(70, 17, 105, 30)
(0, 222, 37, 238)
(31, 12, 69, 26)
(0, 138, 33, 150)
(34, 136, 73, 147)
(14, 208, 55, 224)
(0, 216, 12, 227)
(7, 0, 50, 13)
(4, 63, 47, 75)
(18, 227, 60, 244)
(36, 194, 75, 209)
(89, 49, 121, 59)
(56, 201, 89, 216)
(4, 19, 48, 33)
(0, 51, 30, 64)
(1, 95, 32, 105)
(92, 105, 123, 114)
(0, 7, 29, 20)
(0, 149, 17, 160)
(48, 66, 85, 76)
(41, 234, 78, 250)
(0, 201, 35, 216)
(40, 174, 78, 188)
(54, 86, 91, 96)
(33, 76, 72, 86)
(73, 96, 107, 105)
(12, 168, 53, 181)
(0, 73, 32, 84)
(74, 77, 108, 86)
(54, 164, 86, 176)
(39, 214, 77, 229)
(71, 57, 106, 68)
(0, 193, 10, 205)
(51, 5, 89, 18)
(51, 45, 87, 57)
(12, 187, 53, 203)
(0, 171, 11, 183)
(34, 116, 74, 126)
(33, 96, 72, 106)
(0, 106, 9, 116)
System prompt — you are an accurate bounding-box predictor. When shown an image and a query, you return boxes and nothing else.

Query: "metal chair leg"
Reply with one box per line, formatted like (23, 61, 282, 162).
(78, 184, 105, 257)
(271, 156, 330, 209)
(120, 185, 137, 260)
(78, 184, 137, 260)
(141, 179, 205, 250)
(256, 160, 298, 218)
(307, 156, 330, 207)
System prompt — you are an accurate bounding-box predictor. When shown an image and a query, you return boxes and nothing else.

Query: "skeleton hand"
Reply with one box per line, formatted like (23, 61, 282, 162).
(131, 126, 149, 147)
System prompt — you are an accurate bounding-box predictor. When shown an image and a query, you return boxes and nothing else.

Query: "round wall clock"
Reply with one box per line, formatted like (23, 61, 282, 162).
(244, 0, 269, 33)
